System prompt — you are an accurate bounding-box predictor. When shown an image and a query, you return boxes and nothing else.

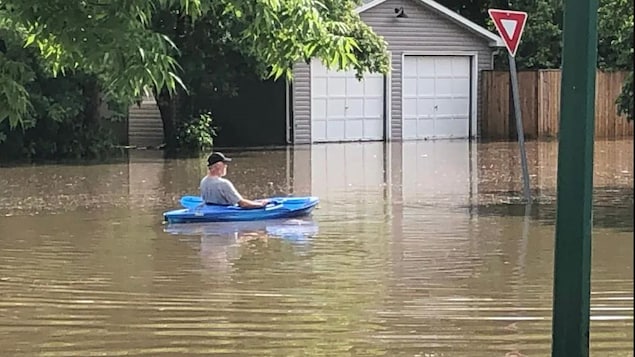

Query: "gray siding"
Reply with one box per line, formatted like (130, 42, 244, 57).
(292, 0, 498, 143)
(292, 62, 312, 144)
(128, 98, 164, 147)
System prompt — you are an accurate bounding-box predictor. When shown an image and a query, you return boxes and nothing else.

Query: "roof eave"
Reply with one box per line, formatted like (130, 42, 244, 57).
(356, 0, 505, 48)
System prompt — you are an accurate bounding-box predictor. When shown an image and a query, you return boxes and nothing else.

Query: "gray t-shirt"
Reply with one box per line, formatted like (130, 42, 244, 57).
(200, 176, 243, 205)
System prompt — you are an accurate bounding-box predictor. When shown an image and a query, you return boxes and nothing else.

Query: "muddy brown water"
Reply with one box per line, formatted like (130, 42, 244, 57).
(0, 140, 632, 356)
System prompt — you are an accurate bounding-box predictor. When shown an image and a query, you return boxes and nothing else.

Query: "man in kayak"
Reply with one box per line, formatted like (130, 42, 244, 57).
(200, 152, 271, 208)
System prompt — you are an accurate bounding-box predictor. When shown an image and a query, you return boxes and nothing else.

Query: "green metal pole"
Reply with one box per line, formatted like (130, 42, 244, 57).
(551, 0, 598, 355)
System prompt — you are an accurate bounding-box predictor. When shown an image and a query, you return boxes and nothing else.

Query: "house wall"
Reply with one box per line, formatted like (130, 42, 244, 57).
(292, 62, 312, 144)
(128, 95, 164, 147)
(211, 77, 287, 147)
(125, 75, 287, 149)
(292, 0, 497, 144)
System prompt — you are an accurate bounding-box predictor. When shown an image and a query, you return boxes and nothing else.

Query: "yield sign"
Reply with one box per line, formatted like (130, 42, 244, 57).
(488, 9, 528, 57)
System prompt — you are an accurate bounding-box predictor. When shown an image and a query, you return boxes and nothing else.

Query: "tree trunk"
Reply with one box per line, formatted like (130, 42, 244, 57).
(155, 87, 178, 151)
(83, 77, 101, 128)
(154, 11, 187, 153)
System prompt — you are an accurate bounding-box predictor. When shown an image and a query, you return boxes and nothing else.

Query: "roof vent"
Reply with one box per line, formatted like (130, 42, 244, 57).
(394, 7, 408, 18)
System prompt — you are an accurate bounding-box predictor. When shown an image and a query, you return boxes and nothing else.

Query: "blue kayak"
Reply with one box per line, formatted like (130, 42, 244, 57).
(163, 196, 319, 224)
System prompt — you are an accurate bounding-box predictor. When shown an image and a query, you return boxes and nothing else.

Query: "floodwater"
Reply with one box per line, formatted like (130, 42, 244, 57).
(0, 139, 632, 357)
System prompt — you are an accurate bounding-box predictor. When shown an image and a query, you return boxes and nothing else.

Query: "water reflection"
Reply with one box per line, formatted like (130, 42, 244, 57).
(0, 139, 632, 356)
(164, 219, 318, 278)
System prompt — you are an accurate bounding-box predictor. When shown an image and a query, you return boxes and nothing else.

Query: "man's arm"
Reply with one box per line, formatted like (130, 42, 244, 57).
(222, 179, 269, 208)
(237, 198, 270, 209)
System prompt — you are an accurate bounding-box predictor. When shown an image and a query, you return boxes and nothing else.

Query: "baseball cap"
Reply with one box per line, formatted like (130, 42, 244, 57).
(207, 152, 232, 166)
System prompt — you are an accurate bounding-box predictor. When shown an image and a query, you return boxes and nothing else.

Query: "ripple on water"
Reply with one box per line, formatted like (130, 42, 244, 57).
(0, 141, 632, 356)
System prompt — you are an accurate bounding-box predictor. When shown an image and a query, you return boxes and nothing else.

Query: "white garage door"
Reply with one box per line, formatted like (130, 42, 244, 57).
(311, 60, 385, 142)
(402, 56, 471, 140)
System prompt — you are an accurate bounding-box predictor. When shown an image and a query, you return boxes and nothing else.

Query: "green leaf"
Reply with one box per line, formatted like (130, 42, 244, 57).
(169, 71, 188, 92)
(24, 34, 36, 47)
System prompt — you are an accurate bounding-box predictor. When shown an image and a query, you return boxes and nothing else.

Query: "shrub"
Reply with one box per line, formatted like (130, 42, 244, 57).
(176, 111, 218, 152)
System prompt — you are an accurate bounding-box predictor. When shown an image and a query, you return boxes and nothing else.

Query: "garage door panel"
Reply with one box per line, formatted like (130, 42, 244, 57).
(436, 98, 460, 116)
(452, 57, 471, 75)
(452, 78, 471, 97)
(345, 98, 363, 118)
(312, 62, 328, 76)
(403, 98, 418, 119)
(417, 119, 435, 138)
(313, 121, 327, 142)
(327, 121, 345, 141)
(418, 78, 435, 96)
(346, 77, 365, 96)
(405, 57, 416, 73)
(403, 119, 417, 139)
(403, 78, 418, 96)
(365, 77, 384, 93)
(312, 98, 327, 119)
(441, 98, 470, 117)
(345, 120, 363, 140)
(435, 79, 454, 96)
(417, 57, 435, 74)
(365, 98, 383, 118)
(417, 98, 435, 118)
(328, 78, 346, 96)
(313, 78, 328, 97)
(454, 98, 471, 116)
(364, 119, 384, 138)
(311, 60, 385, 142)
(327, 98, 346, 118)
(434, 60, 453, 76)
(402, 55, 471, 140)
(435, 119, 467, 138)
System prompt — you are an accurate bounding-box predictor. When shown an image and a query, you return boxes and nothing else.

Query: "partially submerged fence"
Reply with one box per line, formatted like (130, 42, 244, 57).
(480, 69, 633, 140)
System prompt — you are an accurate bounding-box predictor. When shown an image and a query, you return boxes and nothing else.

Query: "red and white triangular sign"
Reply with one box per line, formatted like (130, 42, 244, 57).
(488, 9, 528, 57)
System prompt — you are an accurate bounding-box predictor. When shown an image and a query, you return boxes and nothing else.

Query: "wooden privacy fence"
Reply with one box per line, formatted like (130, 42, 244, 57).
(480, 69, 633, 140)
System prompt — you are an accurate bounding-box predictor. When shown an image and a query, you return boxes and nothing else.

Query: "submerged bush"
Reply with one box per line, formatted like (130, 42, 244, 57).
(176, 112, 217, 152)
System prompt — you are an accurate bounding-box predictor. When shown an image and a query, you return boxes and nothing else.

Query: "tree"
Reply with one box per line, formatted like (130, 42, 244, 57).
(0, 0, 390, 150)
(0, 29, 119, 160)
(598, 0, 633, 121)
(0, 0, 202, 128)
(151, 0, 390, 150)
(440, 0, 632, 121)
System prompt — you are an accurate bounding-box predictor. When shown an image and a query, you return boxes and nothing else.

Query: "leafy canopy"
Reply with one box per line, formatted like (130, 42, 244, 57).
(0, 0, 389, 127)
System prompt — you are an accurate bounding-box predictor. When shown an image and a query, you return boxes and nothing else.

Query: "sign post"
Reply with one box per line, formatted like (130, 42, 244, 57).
(551, 0, 598, 356)
(488, 9, 531, 202)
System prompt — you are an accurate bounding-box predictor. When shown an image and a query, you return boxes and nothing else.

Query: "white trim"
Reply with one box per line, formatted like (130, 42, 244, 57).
(356, 0, 504, 47)
(385, 51, 393, 141)
(469, 139, 478, 206)
(285, 146, 291, 192)
(385, 71, 392, 141)
(399, 51, 479, 140)
(469, 53, 479, 139)
(285, 79, 291, 144)
(355, 0, 388, 15)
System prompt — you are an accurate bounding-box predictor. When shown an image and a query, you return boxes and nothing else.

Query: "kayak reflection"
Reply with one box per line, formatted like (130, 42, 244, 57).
(165, 218, 319, 273)
(164, 218, 319, 243)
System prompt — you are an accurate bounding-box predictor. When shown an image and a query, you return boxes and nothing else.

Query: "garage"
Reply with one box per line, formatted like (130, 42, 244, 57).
(290, 0, 504, 144)
(310, 60, 385, 142)
(402, 55, 472, 140)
